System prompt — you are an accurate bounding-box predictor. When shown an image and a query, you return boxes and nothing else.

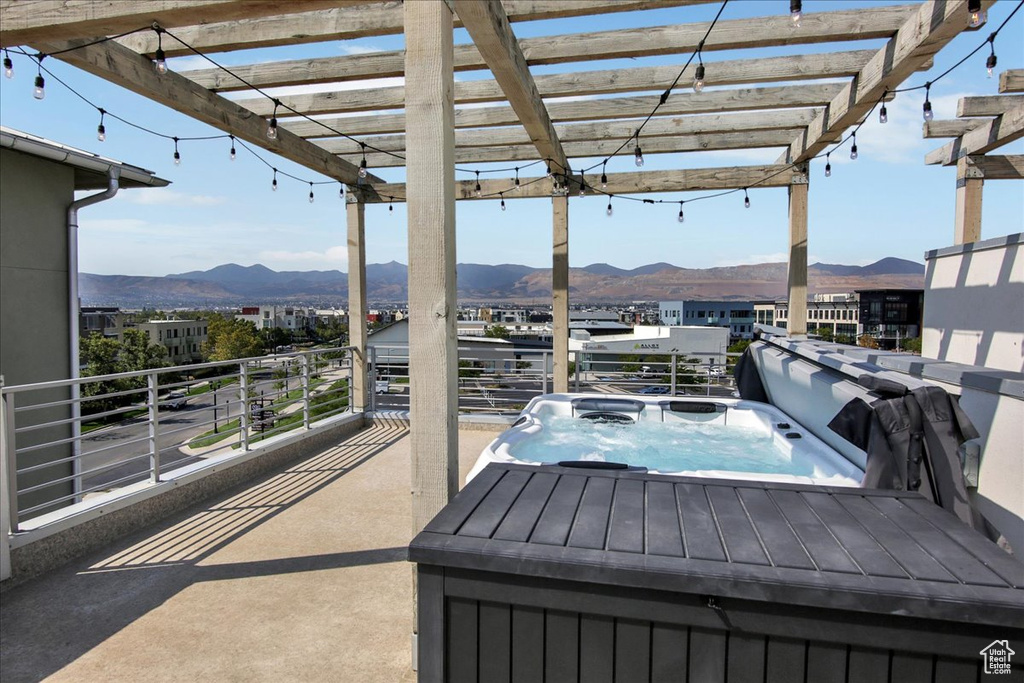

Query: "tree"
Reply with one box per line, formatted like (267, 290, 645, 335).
(813, 327, 835, 343)
(119, 329, 168, 373)
(858, 334, 879, 349)
(203, 314, 263, 361)
(902, 337, 922, 354)
(727, 340, 751, 354)
(485, 324, 511, 339)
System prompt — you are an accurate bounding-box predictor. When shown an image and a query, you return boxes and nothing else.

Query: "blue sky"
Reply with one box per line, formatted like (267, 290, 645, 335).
(1, 0, 1021, 277)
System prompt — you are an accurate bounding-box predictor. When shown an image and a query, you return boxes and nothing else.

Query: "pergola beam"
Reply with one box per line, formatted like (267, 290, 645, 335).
(0, 0, 355, 48)
(958, 95, 1024, 116)
(233, 50, 882, 118)
(925, 104, 1024, 166)
(179, 2, 916, 92)
(453, 0, 567, 173)
(339, 130, 801, 169)
(923, 119, 988, 138)
(961, 154, 1024, 180)
(282, 83, 848, 138)
(117, 0, 711, 57)
(33, 38, 382, 187)
(316, 110, 819, 155)
(1000, 70, 1024, 94)
(781, 0, 987, 164)
(363, 165, 802, 203)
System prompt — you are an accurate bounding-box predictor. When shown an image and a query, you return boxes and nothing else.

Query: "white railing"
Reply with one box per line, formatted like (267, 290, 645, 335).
(1, 347, 354, 531)
(367, 345, 735, 413)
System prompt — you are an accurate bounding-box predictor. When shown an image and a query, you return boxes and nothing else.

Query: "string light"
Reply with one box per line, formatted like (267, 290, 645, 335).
(968, 0, 986, 28)
(272, 168, 278, 191)
(514, 167, 521, 191)
(308, 182, 314, 203)
(500, 193, 506, 211)
(172, 136, 180, 165)
(267, 100, 279, 140)
(3, 50, 13, 79)
(850, 133, 858, 160)
(790, 0, 803, 28)
(824, 152, 832, 178)
(475, 171, 482, 197)
(601, 161, 608, 189)
(33, 56, 45, 100)
(339, 183, 345, 199)
(578, 172, 586, 198)
(693, 59, 706, 93)
(607, 196, 614, 217)
(879, 102, 888, 124)
(677, 201, 685, 223)
(743, 188, 750, 208)
(546, 163, 553, 178)
(923, 82, 934, 121)
(229, 135, 236, 160)
(96, 109, 106, 141)
(634, 136, 644, 167)
(358, 143, 368, 179)
(153, 27, 167, 75)
(388, 196, 394, 212)
(986, 37, 998, 77)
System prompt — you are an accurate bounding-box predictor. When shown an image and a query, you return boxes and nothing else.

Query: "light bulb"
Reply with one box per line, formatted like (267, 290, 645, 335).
(173, 151, 180, 165)
(578, 184, 585, 198)
(677, 205, 685, 223)
(272, 178, 278, 192)
(97, 124, 106, 142)
(790, 0, 802, 27)
(3, 56, 12, 79)
(501, 198, 506, 211)
(850, 144, 858, 161)
(33, 74, 45, 100)
(923, 99, 933, 122)
(514, 176, 521, 191)
(339, 185, 345, 199)
(744, 193, 750, 209)
(154, 48, 167, 75)
(309, 191, 314, 203)
(879, 104, 888, 124)
(693, 64, 705, 93)
(601, 172, 607, 189)
(546, 164, 552, 178)
(388, 202, 393, 213)
(230, 146, 236, 160)
(267, 117, 278, 140)
(606, 202, 613, 217)
(825, 158, 832, 178)
(987, 53, 997, 78)
(358, 157, 368, 179)
(634, 146, 644, 167)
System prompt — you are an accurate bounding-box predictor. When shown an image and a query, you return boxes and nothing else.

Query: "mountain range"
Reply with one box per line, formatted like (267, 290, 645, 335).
(79, 257, 925, 308)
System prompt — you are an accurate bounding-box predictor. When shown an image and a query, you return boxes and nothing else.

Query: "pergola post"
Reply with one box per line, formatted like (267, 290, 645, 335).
(787, 175, 809, 338)
(346, 197, 368, 411)
(954, 157, 984, 244)
(404, 0, 458, 535)
(552, 195, 569, 393)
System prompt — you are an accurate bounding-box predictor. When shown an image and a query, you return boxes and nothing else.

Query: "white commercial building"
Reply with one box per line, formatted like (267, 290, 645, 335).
(569, 325, 729, 369)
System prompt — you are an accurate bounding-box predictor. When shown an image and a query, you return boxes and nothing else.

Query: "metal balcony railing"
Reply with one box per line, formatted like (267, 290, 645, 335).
(1, 347, 354, 531)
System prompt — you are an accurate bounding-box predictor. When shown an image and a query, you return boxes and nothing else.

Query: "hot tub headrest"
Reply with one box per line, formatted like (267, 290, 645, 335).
(571, 398, 645, 415)
(659, 401, 727, 414)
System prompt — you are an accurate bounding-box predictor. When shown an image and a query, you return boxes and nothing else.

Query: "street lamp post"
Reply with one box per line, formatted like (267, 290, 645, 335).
(213, 380, 219, 434)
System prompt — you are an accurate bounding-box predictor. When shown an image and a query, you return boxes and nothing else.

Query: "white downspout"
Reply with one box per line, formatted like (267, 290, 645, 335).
(68, 166, 121, 500)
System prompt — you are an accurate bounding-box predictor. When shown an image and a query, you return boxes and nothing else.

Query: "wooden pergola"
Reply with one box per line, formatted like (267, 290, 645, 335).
(0, 0, 996, 529)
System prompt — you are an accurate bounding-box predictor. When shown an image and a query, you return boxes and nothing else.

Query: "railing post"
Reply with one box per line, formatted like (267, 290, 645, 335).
(573, 356, 581, 392)
(239, 362, 250, 451)
(301, 354, 311, 429)
(542, 351, 549, 395)
(671, 353, 678, 396)
(368, 346, 377, 412)
(147, 371, 161, 483)
(1, 386, 19, 536)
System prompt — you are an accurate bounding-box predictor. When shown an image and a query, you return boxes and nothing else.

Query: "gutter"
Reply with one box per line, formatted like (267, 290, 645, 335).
(68, 167, 121, 499)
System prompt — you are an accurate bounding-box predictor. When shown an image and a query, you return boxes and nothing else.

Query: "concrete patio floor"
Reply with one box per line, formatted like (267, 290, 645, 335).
(0, 416, 500, 682)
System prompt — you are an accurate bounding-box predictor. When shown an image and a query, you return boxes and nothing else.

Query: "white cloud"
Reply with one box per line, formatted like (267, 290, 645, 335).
(119, 189, 226, 206)
(257, 245, 349, 270)
(339, 44, 384, 56)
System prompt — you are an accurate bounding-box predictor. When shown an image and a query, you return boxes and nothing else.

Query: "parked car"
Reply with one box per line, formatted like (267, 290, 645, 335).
(162, 391, 188, 410)
(638, 385, 671, 395)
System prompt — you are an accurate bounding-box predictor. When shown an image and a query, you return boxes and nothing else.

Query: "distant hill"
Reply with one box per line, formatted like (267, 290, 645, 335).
(80, 257, 925, 307)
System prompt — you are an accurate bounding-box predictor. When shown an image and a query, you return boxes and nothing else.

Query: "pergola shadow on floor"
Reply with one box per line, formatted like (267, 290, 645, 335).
(2, 0, 1016, 559)
(0, 419, 497, 682)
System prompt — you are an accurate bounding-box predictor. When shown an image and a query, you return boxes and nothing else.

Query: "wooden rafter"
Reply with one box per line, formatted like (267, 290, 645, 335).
(925, 103, 1024, 166)
(960, 154, 1024, 180)
(958, 95, 1024, 116)
(315, 110, 820, 155)
(923, 119, 988, 138)
(283, 84, 848, 138)
(178, 4, 918, 92)
(232, 50, 883, 118)
(1000, 70, 1024, 94)
(780, 0, 989, 164)
(335, 130, 802, 169)
(116, 0, 713, 58)
(453, 0, 567, 173)
(32, 37, 381, 187)
(364, 165, 803, 203)
(0, 0, 357, 48)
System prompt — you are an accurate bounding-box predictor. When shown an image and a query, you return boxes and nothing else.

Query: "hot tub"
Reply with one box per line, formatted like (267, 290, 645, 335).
(467, 393, 864, 486)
